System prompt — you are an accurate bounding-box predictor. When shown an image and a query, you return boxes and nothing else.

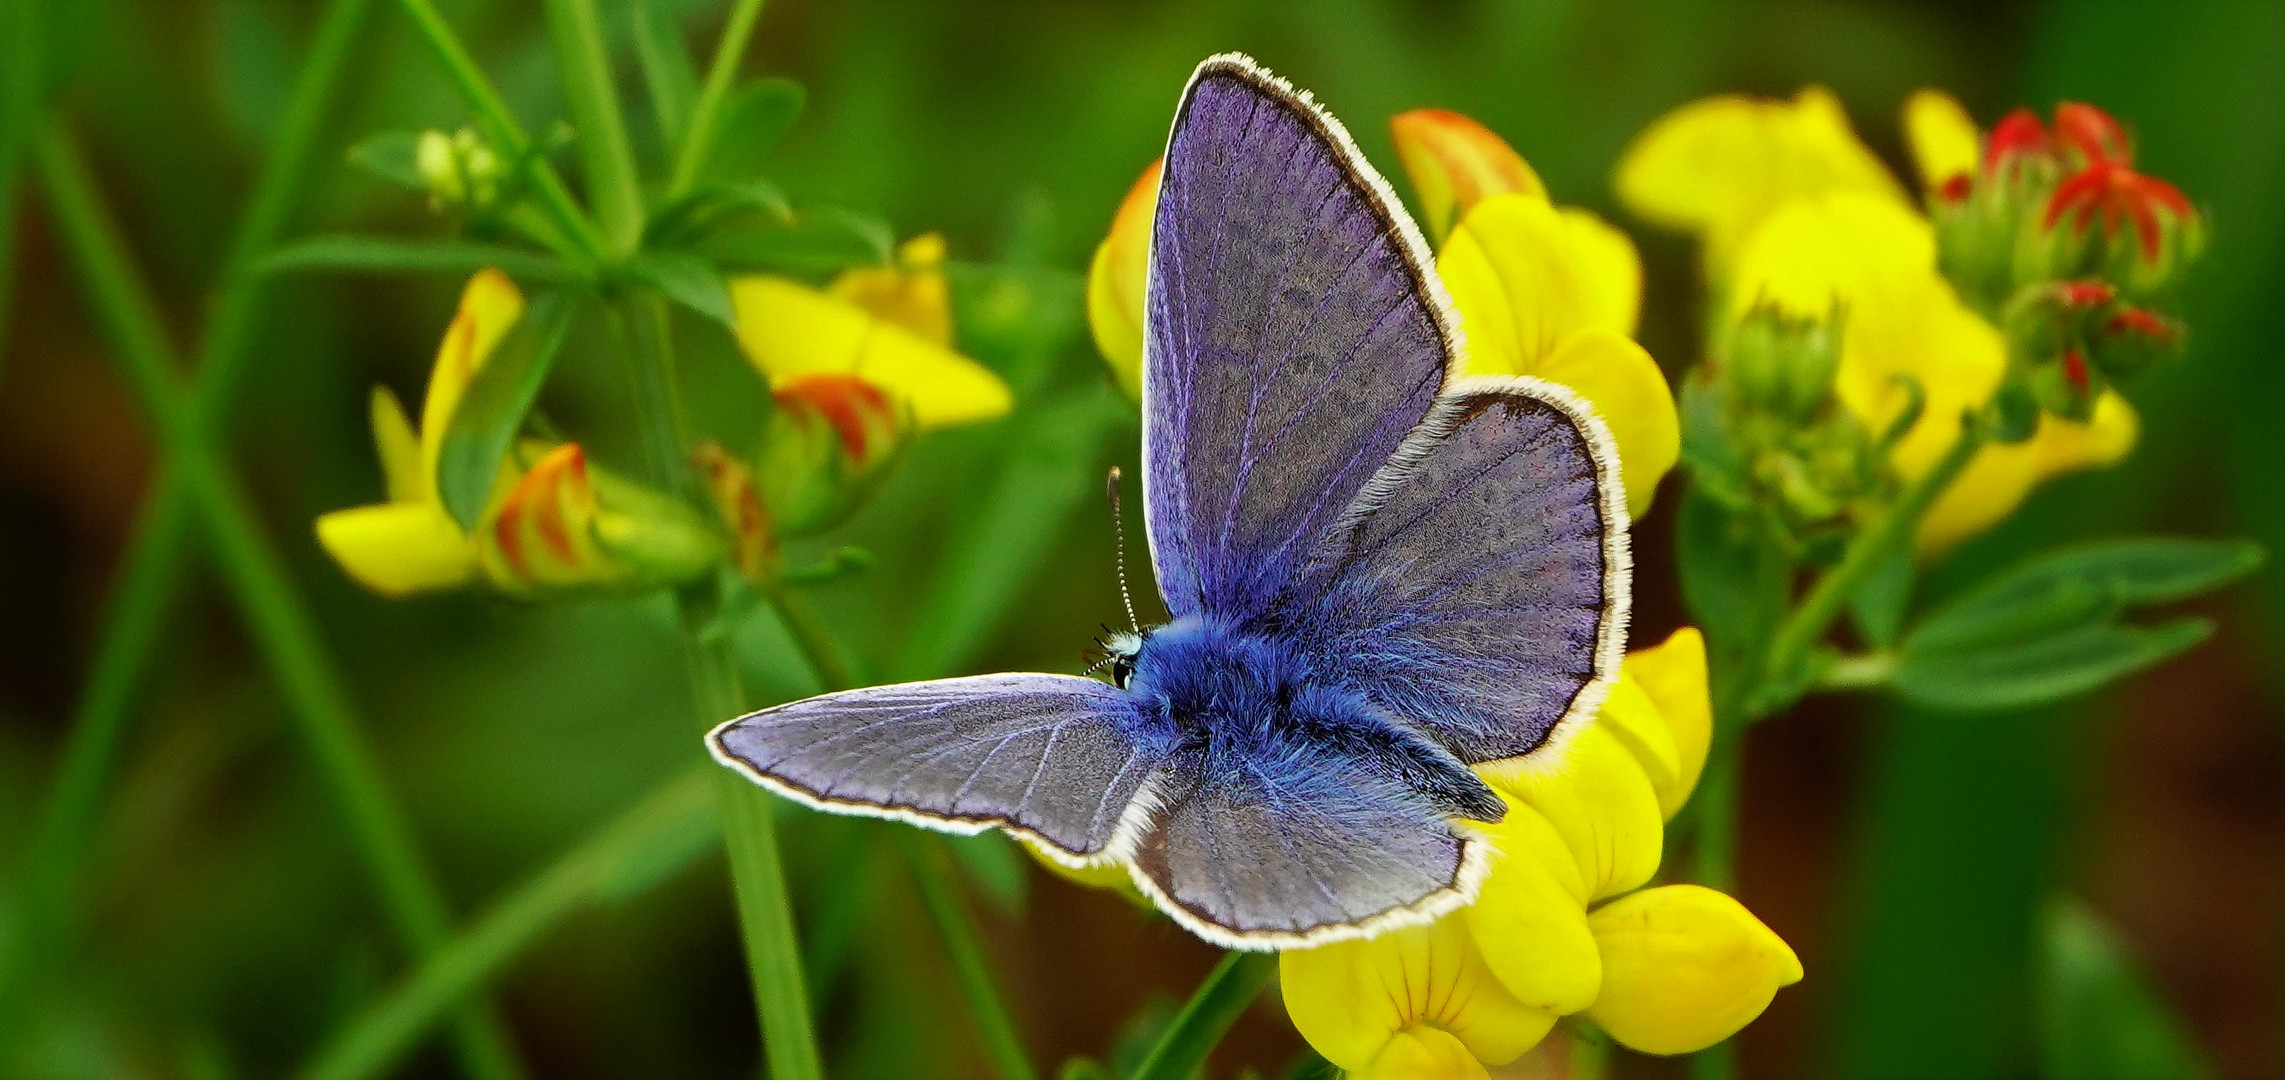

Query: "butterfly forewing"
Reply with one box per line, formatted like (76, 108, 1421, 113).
(1142, 56, 1454, 624)
(707, 674, 1162, 862)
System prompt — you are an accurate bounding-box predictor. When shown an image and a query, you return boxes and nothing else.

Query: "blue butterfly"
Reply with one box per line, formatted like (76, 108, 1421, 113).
(710, 53, 1631, 950)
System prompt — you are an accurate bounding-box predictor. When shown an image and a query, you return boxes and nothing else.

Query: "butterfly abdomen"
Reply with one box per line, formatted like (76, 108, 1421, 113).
(1123, 615, 1504, 823)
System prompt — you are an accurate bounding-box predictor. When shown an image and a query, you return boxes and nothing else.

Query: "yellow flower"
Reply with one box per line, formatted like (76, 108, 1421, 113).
(1280, 628, 1800, 1069)
(316, 270, 720, 597)
(1086, 161, 1160, 400)
(730, 233, 1013, 429)
(1620, 89, 2140, 552)
(1614, 87, 1904, 277)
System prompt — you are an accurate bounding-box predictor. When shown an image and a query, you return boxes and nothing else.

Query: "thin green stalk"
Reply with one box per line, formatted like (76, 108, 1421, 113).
(298, 768, 720, 1080)
(627, 0, 697, 147)
(3, 0, 376, 1015)
(1130, 952, 1279, 1080)
(666, 0, 767, 198)
(541, 0, 644, 250)
(33, 125, 527, 1080)
(1755, 416, 1989, 716)
(610, 295, 823, 1080)
(900, 834, 1039, 1080)
(390, 0, 605, 264)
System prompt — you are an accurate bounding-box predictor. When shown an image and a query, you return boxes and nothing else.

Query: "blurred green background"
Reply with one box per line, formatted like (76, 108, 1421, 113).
(1, 0, 2280, 1077)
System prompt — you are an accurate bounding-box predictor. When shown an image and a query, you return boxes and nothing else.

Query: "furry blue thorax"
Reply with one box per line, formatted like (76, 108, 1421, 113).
(1119, 615, 1506, 823)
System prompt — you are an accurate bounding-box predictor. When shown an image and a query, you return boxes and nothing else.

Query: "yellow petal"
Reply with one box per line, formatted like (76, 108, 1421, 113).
(1620, 628, 1712, 817)
(1463, 795, 1602, 1016)
(1556, 207, 1642, 337)
(1389, 108, 1546, 245)
(1480, 724, 1664, 903)
(730, 276, 1012, 430)
(1585, 884, 1802, 1057)
(1615, 87, 1906, 275)
(419, 269, 525, 491)
(1903, 89, 1981, 196)
(1533, 328, 1677, 518)
(1441, 194, 1606, 373)
(1917, 393, 2139, 554)
(1729, 193, 2012, 525)
(1014, 835, 1148, 904)
(1087, 160, 1160, 400)
(1281, 915, 1555, 1072)
(828, 233, 955, 347)
(370, 386, 424, 504)
(315, 501, 476, 597)
(1353, 1029, 1492, 1080)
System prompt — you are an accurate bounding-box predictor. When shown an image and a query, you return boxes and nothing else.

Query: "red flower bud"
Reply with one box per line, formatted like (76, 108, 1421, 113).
(1983, 108, 2054, 178)
(776, 374, 900, 463)
(2054, 280, 2119, 308)
(760, 374, 915, 536)
(2061, 347, 2090, 393)
(2054, 102, 2130, 165)
(1938, 174, 1973, 203)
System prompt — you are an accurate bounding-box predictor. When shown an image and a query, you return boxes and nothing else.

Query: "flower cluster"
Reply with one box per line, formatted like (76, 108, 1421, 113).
(1618, 89, 2197, 553)
(318, 239, 1012, 599)
(1083, 109, 1798, 1074)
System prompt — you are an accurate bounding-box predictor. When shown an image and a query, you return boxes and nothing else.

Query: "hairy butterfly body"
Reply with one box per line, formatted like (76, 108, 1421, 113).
(709, 53, 1630, 950)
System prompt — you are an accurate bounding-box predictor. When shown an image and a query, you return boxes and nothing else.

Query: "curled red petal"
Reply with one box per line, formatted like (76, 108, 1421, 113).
(2055, 102, 2129, 164)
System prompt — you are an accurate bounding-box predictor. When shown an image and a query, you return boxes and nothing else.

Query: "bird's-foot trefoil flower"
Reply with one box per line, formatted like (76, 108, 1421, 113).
(1279, 628, 1800, 1077)
(316, 270, 723, 597)
(729, 233, 1012, 537)
(1619, 87, 2200, 553)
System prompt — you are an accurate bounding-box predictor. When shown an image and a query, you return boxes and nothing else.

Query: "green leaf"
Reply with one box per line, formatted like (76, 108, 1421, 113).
(1892, 537, 2260, 710)
(625, 250, 736, 329)
(2040, 898, 2216, 1080)
(701, 206, 896, 274)
(1676, 486, 1788, 674)
(1850, 541, 1915, 649)
(626, 0, 699, 147)
(701, 78, 805, 184)
(644, 179, 794, 247)
(345, 131, 427, 190)
(1896, 617, 2211, 712)
(435, 290, 579, 529)
(254, 234, 579, 283)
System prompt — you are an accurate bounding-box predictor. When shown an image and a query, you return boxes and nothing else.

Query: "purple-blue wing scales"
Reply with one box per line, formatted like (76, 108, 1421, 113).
(1128, 736, 1483, 949)
(1142, 55, 1454, 623)
(1292, 381, 1630, 764)
(707, 674, 1161, 861)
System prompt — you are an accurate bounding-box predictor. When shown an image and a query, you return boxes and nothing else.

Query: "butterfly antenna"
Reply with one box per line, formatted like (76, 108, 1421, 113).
(1107, 466, 1142, 632)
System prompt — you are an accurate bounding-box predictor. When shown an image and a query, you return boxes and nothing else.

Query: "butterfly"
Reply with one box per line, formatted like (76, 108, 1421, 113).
(709, 53, 1630, 950)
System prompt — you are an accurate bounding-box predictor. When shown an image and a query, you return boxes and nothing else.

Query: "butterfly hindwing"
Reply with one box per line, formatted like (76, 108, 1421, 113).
(1128, 735, 1484, 950)
(707, 674, 1163, 863)
(1293, 379, 1630, 764)
(1142, 54, 1455, 623)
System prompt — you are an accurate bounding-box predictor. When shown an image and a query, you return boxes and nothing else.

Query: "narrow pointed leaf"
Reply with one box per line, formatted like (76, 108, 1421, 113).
(255, 234, 579, 283)
(625, 250, 736, 329)
(2040, 898, 2216, 1080)
(702, 78, 804, 184)
(346, 131, 426, 190)
(1895, 617, 2212, 712)
(436, 289, 579, 528)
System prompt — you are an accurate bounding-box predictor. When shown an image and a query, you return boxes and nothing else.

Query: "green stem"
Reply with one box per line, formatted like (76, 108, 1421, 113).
(390, 0, 605, 264)
(768, 586, 856, 690)
(33, 124, 528, 1080)
(627, 0, 696, 147)
(666, 0, 767, 198)
(1755, 416, 1989, 716)
(541, 0, 644, 251)
(610, 296, 823, 1080)
(1130, 952, 1279, 1080)
(298, 768, 720, 1080)
(900, 835, 1039, 1080)
(1819, 651, 1899, 692)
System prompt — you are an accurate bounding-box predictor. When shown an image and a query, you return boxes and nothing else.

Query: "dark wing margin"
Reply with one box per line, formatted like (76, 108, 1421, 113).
(1126, 741, 1491, 951)
(1141, 52, 1460, 624)
(707, 674, 1161, 864)
(1291, 376, 1632, 767)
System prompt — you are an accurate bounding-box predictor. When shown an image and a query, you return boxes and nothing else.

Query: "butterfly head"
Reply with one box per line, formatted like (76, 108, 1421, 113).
(1099, 627, 1148, 689)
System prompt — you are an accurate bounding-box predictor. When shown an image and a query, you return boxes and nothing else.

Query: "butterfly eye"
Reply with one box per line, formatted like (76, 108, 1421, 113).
(1111, 657, 1136, 689)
